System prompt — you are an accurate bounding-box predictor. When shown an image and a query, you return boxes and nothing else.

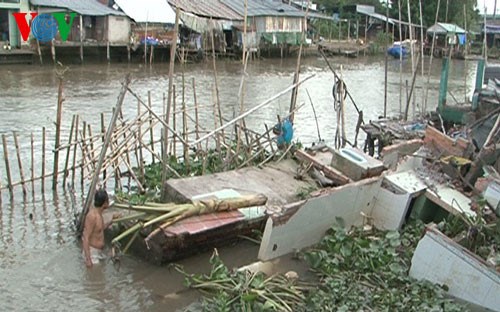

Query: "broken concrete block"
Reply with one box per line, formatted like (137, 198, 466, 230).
(331, 147, 385, 181)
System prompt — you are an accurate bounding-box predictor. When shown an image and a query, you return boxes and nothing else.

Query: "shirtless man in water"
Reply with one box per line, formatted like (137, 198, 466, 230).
(82, 189, 117, 268)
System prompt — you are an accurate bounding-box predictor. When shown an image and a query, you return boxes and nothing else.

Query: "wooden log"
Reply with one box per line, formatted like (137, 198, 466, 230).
(2, 134, 14, 199)
(53, 74, 64, 190)
(41, 127, 46, 192)
(294, 149, 351, 185)
(12, 132, 27, 196)
(78, 75, 131, 234)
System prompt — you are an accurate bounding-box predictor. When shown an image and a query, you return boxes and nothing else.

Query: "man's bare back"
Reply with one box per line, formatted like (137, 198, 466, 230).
(82, 189, 111, 268)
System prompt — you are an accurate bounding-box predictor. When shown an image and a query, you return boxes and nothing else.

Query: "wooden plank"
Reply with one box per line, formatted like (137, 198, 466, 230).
(295, 149, 351, 185)
(424, 126, 471, 157)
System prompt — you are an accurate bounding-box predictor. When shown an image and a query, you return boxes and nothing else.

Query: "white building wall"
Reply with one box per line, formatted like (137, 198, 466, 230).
(107, 15, 130, 43)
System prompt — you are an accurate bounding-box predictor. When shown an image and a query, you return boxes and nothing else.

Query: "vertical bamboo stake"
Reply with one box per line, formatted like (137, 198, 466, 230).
(87, 124, 96, 169)
(161, 7, 180, 198)
(13, 132, 27, 197)
(383, 2, 389, 118)
(398, 0, 403, 116)
(289, 0, 310, 123)
(137, 98, 145, 182)
(148, 91, 155, 163)
(41, 127, 46, 193)
(30, 132, 35, 195)
(210, 19, 225, 144)
(192, 78, 202, 153)
(2, 134, 14, 199)
(79, 15, 84, 64)
(173, 85, 177, 158)
(182, 73, 189, 170)
(242, 0, 248, 62)
(50, 39, 56, 64)
(36, 39, 43, 65)
(53, 73, 64, 190)
(81, 121, 87, 188)
(71, 116, 79, 187)
(100, 113, 106, 185)
(78, 75, 131, 234)
(63, 115, 76, 188)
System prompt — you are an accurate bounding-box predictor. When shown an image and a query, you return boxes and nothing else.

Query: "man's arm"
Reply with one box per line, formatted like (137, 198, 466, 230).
(82, 214, 95, 268)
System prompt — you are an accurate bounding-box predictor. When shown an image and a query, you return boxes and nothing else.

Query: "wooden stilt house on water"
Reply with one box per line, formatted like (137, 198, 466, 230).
(113, 0, 176, 63)
(220, 0, 310, 57)
(167, 0, 243, 60)
(29, 0, 130, 63)
(425, 23, 467, 59)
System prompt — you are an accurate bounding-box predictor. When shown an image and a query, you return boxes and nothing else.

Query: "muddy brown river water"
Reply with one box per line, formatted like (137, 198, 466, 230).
(0, 55, 476, 311)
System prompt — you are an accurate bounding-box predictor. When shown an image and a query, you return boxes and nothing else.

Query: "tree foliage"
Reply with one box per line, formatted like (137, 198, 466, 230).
(315, 0, 480, 29)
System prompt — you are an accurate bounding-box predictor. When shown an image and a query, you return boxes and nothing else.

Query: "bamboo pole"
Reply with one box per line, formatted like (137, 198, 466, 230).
(53, 73, 64, 190)
(383, 2, 389, 118)
(404, 53, 422, 121)
(398, 0, 403, 116)
(36, 39, 43, 65)
(173, 85, 177, 158)
(2, 134, 14, 199)
(70, 116, 79, 187)
(41, 127, 46, 192)
(192, 78, 202, 152)
(419, 0, 425, 116)
(50, 39, 56, 64)
(30, 132, 35, 195)
(210, 19, 225, 144)
(12, 132, 27, 197)
(191, 74, 315, 147)
(161, 7, 180, 197)
(148, 91, 155, 163)
(100, 113, 106, 185)
(182, 74, 189, 169)
(78, 75, 131, 234)
(242, 0, 247, 62)
(289, 0, 310, 123)
(62, 115, 76, 188)
(137, 98, 145, 182)
(80, 121, 87, 188)
(79, 15, 84, 64)
(407, 0, 416, 120)
(424, 0, 441, 112)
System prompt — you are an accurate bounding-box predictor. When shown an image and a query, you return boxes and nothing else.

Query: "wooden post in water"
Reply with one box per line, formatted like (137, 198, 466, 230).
(127, 44, 131, 63)
(41, 127, 46, 192)
(137, 98, 145, 182)
(52, 74, 64, 190)
(182, 75, 189, 170)
(100, 113, 106, 185)
(79, 15, 84, 64)
(161, 7, 180, 198)
(71, 116, 79, 187)
(30, 132, 35, 195)
(63, 115, 76, 188)
(107, 40, 110, 63)
(81, 121, 87, 188)
(12, 132, 27, 197)
(36, 39, 43, 65)
(78, 75, 131, 234)
(242, 0, 248, 62)
(383, 2, 389, 118)
(2, 134, 14, 199)
(148, 91, 155, 163)
(50, 39, 56, 64)
(210, 19, 225, 144)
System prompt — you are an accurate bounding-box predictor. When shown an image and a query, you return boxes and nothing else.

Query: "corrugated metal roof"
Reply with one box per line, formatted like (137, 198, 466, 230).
(221, 0, 306, 18)
(169, 0, 242, 20)
(427, 23, 466, 35)
(114, 0, 175, 23)
(30, 0, 125, 16)
(357, 5, 394, 25)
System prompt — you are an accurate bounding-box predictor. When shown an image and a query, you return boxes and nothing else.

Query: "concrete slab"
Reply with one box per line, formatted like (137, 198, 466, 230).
(258, 178, 381, 261)
(162, 159, 315, 206)
(410, 227, 500, 312)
